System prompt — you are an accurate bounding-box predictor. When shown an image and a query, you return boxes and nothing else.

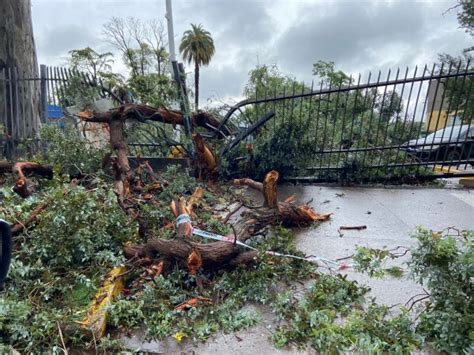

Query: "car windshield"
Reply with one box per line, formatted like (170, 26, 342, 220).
(425, 126, 467, 140)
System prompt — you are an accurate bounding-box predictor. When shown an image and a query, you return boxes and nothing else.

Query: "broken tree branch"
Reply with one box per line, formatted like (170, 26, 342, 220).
(77, 104, 232, 137)
(11, 203, 47, 236)
(0, 162, 54, 198)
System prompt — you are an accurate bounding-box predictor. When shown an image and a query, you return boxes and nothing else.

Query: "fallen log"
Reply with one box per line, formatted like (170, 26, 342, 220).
(235, 171, 332, 225)
(233, 178, 263, 192)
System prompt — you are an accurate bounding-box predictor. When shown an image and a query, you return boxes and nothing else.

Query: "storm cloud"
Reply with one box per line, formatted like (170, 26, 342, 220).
(32, 0, 472, 104)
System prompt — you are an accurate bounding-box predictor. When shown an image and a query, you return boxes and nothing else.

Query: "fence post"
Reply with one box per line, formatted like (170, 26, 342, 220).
(40, 65, 48, 123)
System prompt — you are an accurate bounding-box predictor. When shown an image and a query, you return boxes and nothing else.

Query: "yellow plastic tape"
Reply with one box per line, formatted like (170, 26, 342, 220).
(78, 266, 126, 338)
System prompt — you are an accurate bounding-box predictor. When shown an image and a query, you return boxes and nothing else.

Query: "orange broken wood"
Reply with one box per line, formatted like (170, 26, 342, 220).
(186, 187, 204, 215)
(263, 170, 279, 209)
(145, 260, 164, 278)
(187, 248, 203, 275)
(174, 297, 212, 312)
(193, 133, 218, 181)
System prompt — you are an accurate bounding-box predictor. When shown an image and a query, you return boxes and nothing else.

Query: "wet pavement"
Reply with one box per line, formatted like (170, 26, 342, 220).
(124, 185, 474, 354)
(282, 185, 473, 307)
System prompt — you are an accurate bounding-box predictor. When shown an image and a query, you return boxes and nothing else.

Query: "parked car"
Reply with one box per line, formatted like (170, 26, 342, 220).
(402, 125, 474, 163)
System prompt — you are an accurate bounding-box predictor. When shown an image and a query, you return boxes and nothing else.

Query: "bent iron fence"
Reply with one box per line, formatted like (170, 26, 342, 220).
(221, 62, 474, 183)
(1, 62, 473, 183)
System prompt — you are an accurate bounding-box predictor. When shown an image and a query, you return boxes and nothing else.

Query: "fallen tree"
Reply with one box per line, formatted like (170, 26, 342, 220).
(124, 170, 331, 272)
(76, 104, 226, 200)
(1, 104, 333, 345)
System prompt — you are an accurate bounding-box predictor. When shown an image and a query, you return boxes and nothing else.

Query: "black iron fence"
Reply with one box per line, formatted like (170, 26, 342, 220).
(0, 67, 41, 158)
(222, 62, 474, 183)
(0, 65, 123, 158)
(1, 62, 473, 183)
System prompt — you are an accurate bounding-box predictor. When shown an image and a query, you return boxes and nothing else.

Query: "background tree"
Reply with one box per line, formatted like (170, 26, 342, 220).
(63, 48, 124, 110)
(454, 0, 473, 36)
(312, 60, 352, 87)
(438, 2, 474, 121)
(179, 24, 215, 110)
(68, 47, 114, 82)
(103, 17, 174, 107)
(447, 0, 474, 52)
(0, 0, 40, 139)
(438, 53, 473, 122)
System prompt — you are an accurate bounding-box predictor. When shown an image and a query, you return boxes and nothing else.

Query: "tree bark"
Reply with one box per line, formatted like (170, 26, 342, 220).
(195, 61, 199, 110)
(0, 0, 40, 140)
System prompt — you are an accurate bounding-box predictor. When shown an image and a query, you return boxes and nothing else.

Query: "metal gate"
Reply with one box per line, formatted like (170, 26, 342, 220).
(222, 62, 474, 183)
(0, 67, 41, 158)
(0, 65, 121, 158)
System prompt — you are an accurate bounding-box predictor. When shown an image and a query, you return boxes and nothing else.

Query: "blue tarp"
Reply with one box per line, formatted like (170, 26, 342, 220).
(47, 104, 65, 128)
(47, 104, 64, 119)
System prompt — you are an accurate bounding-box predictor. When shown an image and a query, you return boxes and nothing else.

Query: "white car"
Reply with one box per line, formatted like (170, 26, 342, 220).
(403, 125, 474, 163)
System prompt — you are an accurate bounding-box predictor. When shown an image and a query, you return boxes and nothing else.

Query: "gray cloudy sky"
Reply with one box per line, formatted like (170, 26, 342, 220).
(32, 0, 472, 105)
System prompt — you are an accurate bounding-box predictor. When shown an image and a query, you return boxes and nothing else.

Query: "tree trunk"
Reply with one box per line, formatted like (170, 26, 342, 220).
(194, 62, 199, 110)
(0, 0, 41, 142)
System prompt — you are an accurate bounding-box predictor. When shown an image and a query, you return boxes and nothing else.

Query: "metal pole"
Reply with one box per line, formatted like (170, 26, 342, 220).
(165, 0, 194, 157)
(165, 0, 176, 63)
(40, 65, 48, 124)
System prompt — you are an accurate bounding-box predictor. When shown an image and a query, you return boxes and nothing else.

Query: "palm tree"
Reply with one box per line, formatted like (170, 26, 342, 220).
(179, 24, 215, 110)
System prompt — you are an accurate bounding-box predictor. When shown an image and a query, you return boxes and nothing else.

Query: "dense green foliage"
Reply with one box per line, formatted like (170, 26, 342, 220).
(272, 274, 421, 353)
(39, 124, 108, 176)
(353, 227, 474, 354)
(0, 181, 137, 352)
(410, 227, 473, 354)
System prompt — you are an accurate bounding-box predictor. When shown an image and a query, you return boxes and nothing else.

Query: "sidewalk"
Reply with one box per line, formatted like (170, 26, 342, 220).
(283, 185, 473, 306)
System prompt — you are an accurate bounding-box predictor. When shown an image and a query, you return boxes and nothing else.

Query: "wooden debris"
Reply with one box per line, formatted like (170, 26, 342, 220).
(125, 171, 331, 272)
(0, 162, 53, 198)
(339, 225, 367, 231)
(174, 297, 212, 312)
(77, 104, 231, 136)
(187, 248, 203, 275)
(193, 133, 218, 181)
